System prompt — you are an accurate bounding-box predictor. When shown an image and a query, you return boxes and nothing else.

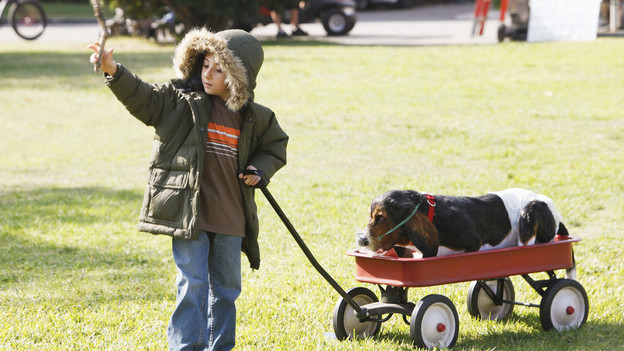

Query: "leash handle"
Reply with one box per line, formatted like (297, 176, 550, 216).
(242, 169, 266, 188)
(242, 169, 264, 177)
(259, 187, 365, 315)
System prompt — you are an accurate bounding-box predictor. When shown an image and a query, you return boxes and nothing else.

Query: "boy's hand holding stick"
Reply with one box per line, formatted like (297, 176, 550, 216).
(90, 0, 110, 73)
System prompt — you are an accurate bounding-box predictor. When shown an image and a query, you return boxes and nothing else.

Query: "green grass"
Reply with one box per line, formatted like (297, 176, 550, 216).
(1, 37, 623, 350)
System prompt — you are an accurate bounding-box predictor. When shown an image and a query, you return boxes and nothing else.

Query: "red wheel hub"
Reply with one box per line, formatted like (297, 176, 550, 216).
(436, 323, 446, 332)
(566, 306, 575, 315)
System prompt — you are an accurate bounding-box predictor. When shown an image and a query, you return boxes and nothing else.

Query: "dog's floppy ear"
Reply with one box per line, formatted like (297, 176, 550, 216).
(405, 213, 439, 257)
(400, 190, 439, 257)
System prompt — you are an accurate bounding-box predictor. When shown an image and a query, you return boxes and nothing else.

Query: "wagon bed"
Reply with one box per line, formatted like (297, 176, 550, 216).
(348, 235, 580, 287)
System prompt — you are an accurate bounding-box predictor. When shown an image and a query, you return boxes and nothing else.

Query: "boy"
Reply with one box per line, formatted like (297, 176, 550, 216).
(88, 28, 288, 350)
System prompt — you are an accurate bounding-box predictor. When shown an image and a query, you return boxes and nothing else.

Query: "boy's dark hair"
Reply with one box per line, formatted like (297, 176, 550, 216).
(186, 52, 205, 92)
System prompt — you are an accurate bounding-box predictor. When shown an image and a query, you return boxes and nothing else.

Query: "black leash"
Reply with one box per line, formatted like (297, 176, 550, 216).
(259, 186, 367, 317)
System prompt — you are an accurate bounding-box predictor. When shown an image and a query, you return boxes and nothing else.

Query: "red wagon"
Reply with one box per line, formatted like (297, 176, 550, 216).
(333, 235, 588, 348)
(260, 187, 588, 349)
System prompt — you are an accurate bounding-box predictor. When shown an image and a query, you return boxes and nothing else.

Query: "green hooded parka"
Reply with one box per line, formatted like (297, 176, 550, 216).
(104, 28, 288, 269)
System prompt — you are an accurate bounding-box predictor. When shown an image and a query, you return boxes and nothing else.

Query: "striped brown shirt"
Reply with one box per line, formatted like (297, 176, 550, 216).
(197, 97, 246, 237)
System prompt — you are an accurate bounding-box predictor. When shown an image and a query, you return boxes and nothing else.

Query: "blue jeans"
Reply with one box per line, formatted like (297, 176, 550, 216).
(168, 231, 242, 351)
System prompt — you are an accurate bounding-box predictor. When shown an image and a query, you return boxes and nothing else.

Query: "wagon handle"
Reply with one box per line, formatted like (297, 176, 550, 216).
(260, 186, 367, 318)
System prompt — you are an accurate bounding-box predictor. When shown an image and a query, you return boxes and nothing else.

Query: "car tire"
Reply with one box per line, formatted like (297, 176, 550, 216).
(321, 8, 355, 36)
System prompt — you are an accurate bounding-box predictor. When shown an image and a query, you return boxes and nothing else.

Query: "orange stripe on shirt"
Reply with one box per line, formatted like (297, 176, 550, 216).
(207, 122, 240, 148)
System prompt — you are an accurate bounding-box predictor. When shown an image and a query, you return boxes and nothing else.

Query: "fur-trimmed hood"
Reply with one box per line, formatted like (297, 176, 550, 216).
(173, 28, 264, 112)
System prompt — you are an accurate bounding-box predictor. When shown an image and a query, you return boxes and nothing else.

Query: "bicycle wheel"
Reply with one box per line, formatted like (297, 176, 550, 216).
(9, 0, 47, 40)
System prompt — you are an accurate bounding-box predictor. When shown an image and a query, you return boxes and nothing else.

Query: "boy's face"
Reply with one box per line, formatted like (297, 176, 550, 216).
(201, 53, 230, 100)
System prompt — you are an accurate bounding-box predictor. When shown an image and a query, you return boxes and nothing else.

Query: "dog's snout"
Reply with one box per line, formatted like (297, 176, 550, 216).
(356, 232, 371, 247)
(359, 237, 369, 247)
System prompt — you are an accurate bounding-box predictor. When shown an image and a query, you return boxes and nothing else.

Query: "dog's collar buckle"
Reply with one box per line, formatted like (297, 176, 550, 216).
(425, 194, 436, 221)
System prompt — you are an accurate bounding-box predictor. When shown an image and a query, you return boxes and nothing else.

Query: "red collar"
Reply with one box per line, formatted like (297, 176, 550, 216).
(425, 194, 436, 221)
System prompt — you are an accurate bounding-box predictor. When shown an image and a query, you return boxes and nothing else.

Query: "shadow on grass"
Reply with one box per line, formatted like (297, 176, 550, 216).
(0, 186, 140, 225)
(0, 39, 341, 82)
(373, 311, 613, 349)
(0, 186, 172, 301)
(456, 320, 613, 350)
(0, 51, 172, 82)
(258, 38, 340, 47)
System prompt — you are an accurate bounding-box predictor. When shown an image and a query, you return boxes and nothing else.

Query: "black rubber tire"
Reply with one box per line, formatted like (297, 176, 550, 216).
(467, 278, 515, 321)
(410, 294, 459, 349)
(332, 287, 381, 340)
(497, 24, 508, 42)
(539, 279, 589, 331)
(321, 8, 355, 36)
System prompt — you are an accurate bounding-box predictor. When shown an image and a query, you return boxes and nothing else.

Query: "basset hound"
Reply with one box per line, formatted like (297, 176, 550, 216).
(356, 188, 568, 258)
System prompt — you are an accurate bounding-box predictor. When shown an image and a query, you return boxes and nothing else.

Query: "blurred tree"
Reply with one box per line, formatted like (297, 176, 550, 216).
(104, 0, 165, 20)
(104, 0, 260, 32)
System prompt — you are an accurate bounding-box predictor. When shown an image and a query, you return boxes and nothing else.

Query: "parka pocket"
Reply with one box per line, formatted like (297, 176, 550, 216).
(146, 168, 189, 223)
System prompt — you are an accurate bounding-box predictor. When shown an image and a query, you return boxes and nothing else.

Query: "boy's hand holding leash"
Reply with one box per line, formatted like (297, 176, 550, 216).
(240, 166, 264, 188)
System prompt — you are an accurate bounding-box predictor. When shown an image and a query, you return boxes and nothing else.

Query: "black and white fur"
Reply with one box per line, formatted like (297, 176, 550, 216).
(356, 188, 569, 259)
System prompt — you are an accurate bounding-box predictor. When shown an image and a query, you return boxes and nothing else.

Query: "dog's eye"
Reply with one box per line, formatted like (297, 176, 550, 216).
(376, 215, 385, 223)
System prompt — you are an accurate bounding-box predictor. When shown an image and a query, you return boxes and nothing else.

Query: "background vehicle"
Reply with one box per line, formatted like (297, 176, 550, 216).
(238, 0, 357, 36)
(0, 0, 46, 40)
(355, 0, 415, 10)
(308, 0, 357, 35)
(497, 0, 529, 41)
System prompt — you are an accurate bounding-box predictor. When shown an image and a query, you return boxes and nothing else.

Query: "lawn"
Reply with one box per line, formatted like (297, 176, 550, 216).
(0, 37, 623, 350)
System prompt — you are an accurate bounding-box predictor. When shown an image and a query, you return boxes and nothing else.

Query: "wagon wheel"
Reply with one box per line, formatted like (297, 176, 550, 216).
(332, 287, 382, 340)
(410, 294, 459, 349)
(467, 278, 515, 321)
(539, 279, 589, 331)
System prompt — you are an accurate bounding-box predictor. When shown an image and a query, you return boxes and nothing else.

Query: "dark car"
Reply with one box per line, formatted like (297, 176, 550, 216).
(355, 0, 414, 10)
(237, 0, 357, 36)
